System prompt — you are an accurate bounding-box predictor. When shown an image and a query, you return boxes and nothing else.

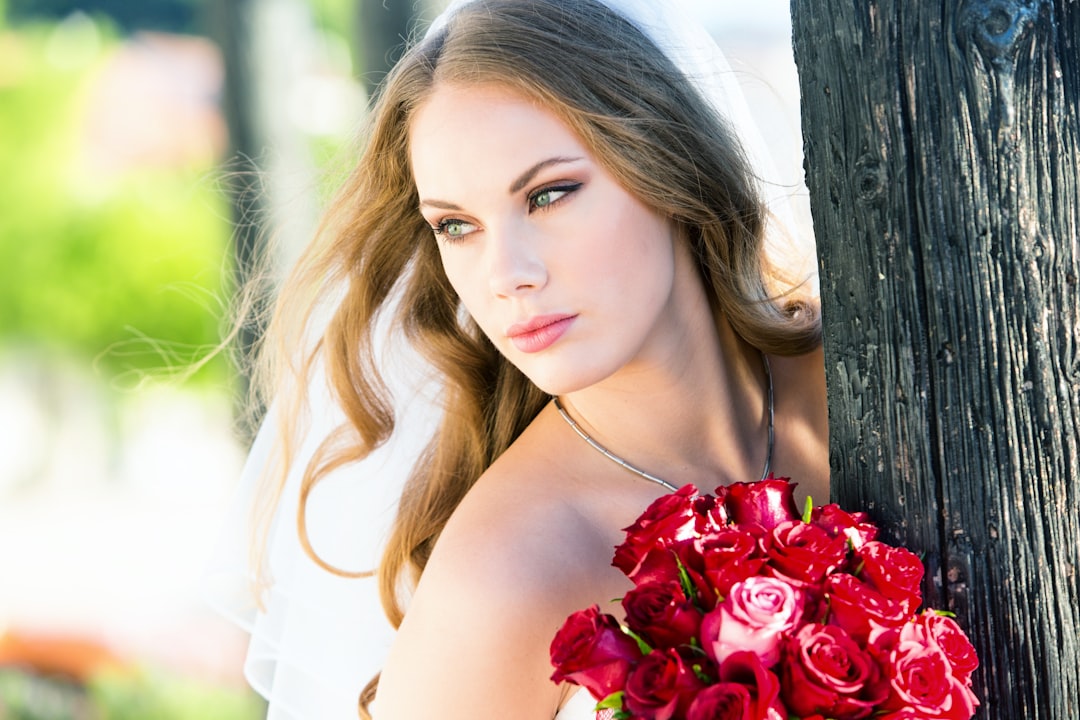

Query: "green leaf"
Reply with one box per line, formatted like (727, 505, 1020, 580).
(934, 609, 958, 618)
(673, 552, 697, 602)
(802, 495, 814, 523)
(691, 663, 713, 683)
(596, 692, 625, 711)
(620, 626, 653, 655)
(684, 637, 707, 655)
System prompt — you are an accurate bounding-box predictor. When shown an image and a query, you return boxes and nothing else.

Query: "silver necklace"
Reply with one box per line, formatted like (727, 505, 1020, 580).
(553, 354, 774, 492)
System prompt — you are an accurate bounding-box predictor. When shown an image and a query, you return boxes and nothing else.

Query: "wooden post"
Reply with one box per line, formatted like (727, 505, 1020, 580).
(791, 0, 1080, 716)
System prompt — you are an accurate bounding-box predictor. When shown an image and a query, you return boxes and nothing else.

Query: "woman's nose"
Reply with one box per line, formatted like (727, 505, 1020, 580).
(486, 225, 547, 297)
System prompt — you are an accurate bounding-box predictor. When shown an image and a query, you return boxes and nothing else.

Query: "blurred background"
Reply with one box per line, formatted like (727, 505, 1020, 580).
(0, 0, 802, 717)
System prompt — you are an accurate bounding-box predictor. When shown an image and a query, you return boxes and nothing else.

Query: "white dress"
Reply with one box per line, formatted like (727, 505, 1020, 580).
(556, 690, 599, 719)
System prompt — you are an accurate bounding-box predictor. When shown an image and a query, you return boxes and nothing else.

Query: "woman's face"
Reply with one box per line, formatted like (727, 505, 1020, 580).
(409, 82, 703, 395)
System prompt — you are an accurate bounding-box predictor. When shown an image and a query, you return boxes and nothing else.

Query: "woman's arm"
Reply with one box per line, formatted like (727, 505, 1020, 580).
(374, 484, 587, 719)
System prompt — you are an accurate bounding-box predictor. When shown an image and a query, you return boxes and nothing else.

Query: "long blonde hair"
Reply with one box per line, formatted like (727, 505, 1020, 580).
(251, 0, 820, 713)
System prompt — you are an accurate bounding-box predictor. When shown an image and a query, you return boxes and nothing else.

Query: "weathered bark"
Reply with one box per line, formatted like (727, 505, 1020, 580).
(792, 0, 1079, 716)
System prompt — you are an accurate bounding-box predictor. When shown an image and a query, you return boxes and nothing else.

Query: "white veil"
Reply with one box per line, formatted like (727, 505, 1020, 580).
(203, 1, 811, 717)
(203, 330, 441, 719)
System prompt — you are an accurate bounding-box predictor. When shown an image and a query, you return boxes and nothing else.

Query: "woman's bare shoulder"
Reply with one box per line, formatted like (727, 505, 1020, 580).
(374, 421, 616, 718)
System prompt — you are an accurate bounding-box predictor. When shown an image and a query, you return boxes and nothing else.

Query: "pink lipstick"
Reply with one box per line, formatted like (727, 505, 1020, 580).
(506, 314, 576, 353)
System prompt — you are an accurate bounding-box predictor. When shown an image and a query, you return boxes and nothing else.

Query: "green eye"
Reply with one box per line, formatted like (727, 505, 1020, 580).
(434, 218, 476, 239)
(529, 182, 581, 211)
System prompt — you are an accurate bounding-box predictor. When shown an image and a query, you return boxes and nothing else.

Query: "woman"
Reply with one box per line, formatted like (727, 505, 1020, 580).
(210, 0, 828, 717)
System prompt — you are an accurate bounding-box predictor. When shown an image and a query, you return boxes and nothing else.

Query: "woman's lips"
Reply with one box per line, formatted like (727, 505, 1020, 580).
(506, 314, 577, 353)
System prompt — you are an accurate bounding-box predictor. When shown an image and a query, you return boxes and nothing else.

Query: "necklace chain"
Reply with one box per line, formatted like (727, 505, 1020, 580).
(554, 354, 774, 492)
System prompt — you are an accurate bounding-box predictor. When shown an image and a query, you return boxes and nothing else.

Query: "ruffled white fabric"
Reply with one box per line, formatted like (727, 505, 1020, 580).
(204, 1, 811, 718)
(203, 332, 441, 719)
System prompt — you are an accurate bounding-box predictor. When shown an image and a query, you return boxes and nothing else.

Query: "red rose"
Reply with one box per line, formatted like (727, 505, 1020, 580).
(630, 544, 686, 587)
(826, 574, 908, 644)
(875, 709, 925, 719)
(701, 527, 768, 598)
(936, 620, 980, 684)
(810, 504, 879, 549)
(701, 576, 804, 668)
(687, 651, 784, 720)
(717, 477, 800, 532)
(881, 625, 979, 719)
(857, 541, 924, 613)
(767, 520, 848, 585)
(685, 683, 757, 720)
(781, 623, 887, 718)
(634, 536, 706, 582)
(550, 606, 643, 701)
(693, 492, 730, 533)
(622, 580, 704, 649)
(614, 485, 699, 577)
(623, 648, 706, 720)
(915, 612, 979, 684)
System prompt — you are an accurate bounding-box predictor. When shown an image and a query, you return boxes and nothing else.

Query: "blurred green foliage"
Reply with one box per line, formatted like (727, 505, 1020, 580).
(308, 0, 354, 39)
(88, 670, 264, 720)
(0, 668, 264, 720)
(0, 18, 233, 387)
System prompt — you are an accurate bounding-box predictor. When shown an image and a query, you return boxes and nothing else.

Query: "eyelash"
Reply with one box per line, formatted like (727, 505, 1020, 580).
(430, 182, 582, 242)
(528, 182, 581, 212)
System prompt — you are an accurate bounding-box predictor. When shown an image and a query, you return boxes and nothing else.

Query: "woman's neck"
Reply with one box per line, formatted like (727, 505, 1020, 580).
(558, 312, 771, 491)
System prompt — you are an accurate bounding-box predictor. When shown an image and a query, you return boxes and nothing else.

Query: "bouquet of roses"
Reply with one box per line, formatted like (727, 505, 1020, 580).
(549, 477, 979, 720)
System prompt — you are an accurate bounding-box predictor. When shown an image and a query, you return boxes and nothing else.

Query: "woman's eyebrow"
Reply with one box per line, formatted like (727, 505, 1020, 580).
(418, 156, 583, 210)
(508, 156, 583, 194)
(418, 198, 463, 211)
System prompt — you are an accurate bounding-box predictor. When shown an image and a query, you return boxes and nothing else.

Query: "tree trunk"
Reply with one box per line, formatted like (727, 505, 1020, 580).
(791, 1, 1080, 717)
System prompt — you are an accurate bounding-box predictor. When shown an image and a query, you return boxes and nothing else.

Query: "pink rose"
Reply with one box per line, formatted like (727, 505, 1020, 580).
(614, 485, 699, 577)
(717, 477, 800, 532)
(549, 606, 643, 701)
(767, 520, 848, 585)
(687, 651, 784, 720)
(701, 576, 804, 667)
(857, 541, 924, 613)
(622, 580, 704, 649)
(810, 504, 879, 549)
(780, 623, 887, 718)
(826, 573, 908, 644)
(623, 648, 706, 720)
(880, 626, 979, 719)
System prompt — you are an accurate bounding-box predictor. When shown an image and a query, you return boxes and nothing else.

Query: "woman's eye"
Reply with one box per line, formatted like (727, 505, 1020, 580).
(432, 218, 477, 240)
(529, 183, 581, 212)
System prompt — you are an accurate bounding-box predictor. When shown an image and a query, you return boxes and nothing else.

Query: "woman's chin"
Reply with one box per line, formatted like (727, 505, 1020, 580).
(513, 363, 611, 398)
